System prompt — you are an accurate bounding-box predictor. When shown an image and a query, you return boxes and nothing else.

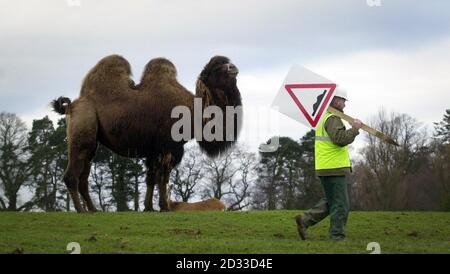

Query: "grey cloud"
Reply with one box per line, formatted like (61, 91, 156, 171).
(1, 0, 449, 117)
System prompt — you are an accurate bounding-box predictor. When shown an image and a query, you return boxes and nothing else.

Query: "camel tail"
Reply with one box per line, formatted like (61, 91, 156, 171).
(51, 96, 71, 115)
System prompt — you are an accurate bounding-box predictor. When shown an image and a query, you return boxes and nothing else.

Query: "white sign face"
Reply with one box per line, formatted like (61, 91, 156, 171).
(271, 65, 336, 129)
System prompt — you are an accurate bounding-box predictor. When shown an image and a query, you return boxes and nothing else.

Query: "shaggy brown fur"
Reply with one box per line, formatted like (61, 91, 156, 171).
(80, 54, 136, 98)
(52, 54, 242, 213)
(168, 198, 226, 211)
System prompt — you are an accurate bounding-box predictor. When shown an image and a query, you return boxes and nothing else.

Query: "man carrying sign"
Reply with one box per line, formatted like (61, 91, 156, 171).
(295, 88, 362, 241)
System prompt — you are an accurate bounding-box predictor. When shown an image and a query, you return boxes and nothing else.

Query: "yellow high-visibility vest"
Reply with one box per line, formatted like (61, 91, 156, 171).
(315, 112, 351, 170)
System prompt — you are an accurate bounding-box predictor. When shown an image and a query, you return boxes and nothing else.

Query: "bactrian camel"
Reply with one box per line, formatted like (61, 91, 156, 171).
(52, 55, 242, 212)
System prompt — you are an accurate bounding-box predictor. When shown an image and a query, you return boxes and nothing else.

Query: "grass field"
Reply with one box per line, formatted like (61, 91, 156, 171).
(0, 211, 449, 254)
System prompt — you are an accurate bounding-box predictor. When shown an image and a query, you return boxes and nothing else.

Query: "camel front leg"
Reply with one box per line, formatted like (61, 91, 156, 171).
(158, 153, 173, 212)
(158, 177, 169, 212)
(144, 159, 158, 212)
(144, 181, 155, 212)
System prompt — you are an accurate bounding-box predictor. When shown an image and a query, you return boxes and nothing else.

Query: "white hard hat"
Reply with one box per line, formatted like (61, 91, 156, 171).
(333, 87, 348, 101)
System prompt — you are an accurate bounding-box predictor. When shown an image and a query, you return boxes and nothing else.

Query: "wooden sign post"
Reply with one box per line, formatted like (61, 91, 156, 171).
(327, 106, 399, 146)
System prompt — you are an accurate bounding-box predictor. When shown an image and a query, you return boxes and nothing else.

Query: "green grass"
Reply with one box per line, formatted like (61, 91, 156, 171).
(0, 211, 449, 254)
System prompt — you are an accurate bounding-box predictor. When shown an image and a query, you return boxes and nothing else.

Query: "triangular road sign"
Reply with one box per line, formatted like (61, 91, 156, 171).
(271, 65, 337, 129)
(284, 83, 336, 127)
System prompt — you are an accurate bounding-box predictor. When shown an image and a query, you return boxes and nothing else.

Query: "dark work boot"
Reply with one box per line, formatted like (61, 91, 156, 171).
(295, 215, 307, 240)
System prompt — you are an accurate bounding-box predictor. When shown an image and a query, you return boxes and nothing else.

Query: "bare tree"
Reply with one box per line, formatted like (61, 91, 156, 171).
(90, 160, 110, 211)
(170, 146, 204, 202)
(201, 147, 238, 199)
(201, 145, 256, 210)
(0, 112, 32, 211)
(225, 148, 256, 211)
(354, 109, 437, 210)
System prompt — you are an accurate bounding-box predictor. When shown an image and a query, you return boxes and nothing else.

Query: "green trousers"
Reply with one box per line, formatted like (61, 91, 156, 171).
(303, 176, 349, 240)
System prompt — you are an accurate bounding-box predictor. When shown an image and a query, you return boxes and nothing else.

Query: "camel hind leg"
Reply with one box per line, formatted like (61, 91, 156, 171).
(158, 153, 174, 212)
(145, 148, 183, 212)
(65, 148, 97, 213)
(64, 159, 85, 213)
(78, 146, 98, 212)
(64, 98, 98, 213)
(144, 158, 158, 212)
(144, 154, 172, 212)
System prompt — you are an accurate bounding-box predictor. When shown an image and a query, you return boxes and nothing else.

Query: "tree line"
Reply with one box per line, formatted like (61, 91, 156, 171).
(0, 109, 449, 212)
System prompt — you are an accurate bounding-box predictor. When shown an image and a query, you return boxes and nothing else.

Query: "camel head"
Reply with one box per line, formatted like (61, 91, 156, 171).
(199, 56, 239, 92)
(196, 56, 243, 158)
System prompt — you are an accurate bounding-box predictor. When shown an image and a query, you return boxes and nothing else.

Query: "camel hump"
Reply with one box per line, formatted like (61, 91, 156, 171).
(80, 54, 134, 97)
(89, 54, 132, 77)
(139, 57, 178, 86)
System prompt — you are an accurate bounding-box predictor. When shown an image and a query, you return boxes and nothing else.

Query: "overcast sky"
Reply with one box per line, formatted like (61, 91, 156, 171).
(1, 0, 449, 152)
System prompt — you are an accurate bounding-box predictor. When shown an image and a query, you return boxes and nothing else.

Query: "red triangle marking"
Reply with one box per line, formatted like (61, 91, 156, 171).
(284, 83, 336, 127)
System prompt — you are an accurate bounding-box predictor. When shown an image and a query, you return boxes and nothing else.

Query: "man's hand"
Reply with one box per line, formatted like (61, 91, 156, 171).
(351, 119, 363, 130)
